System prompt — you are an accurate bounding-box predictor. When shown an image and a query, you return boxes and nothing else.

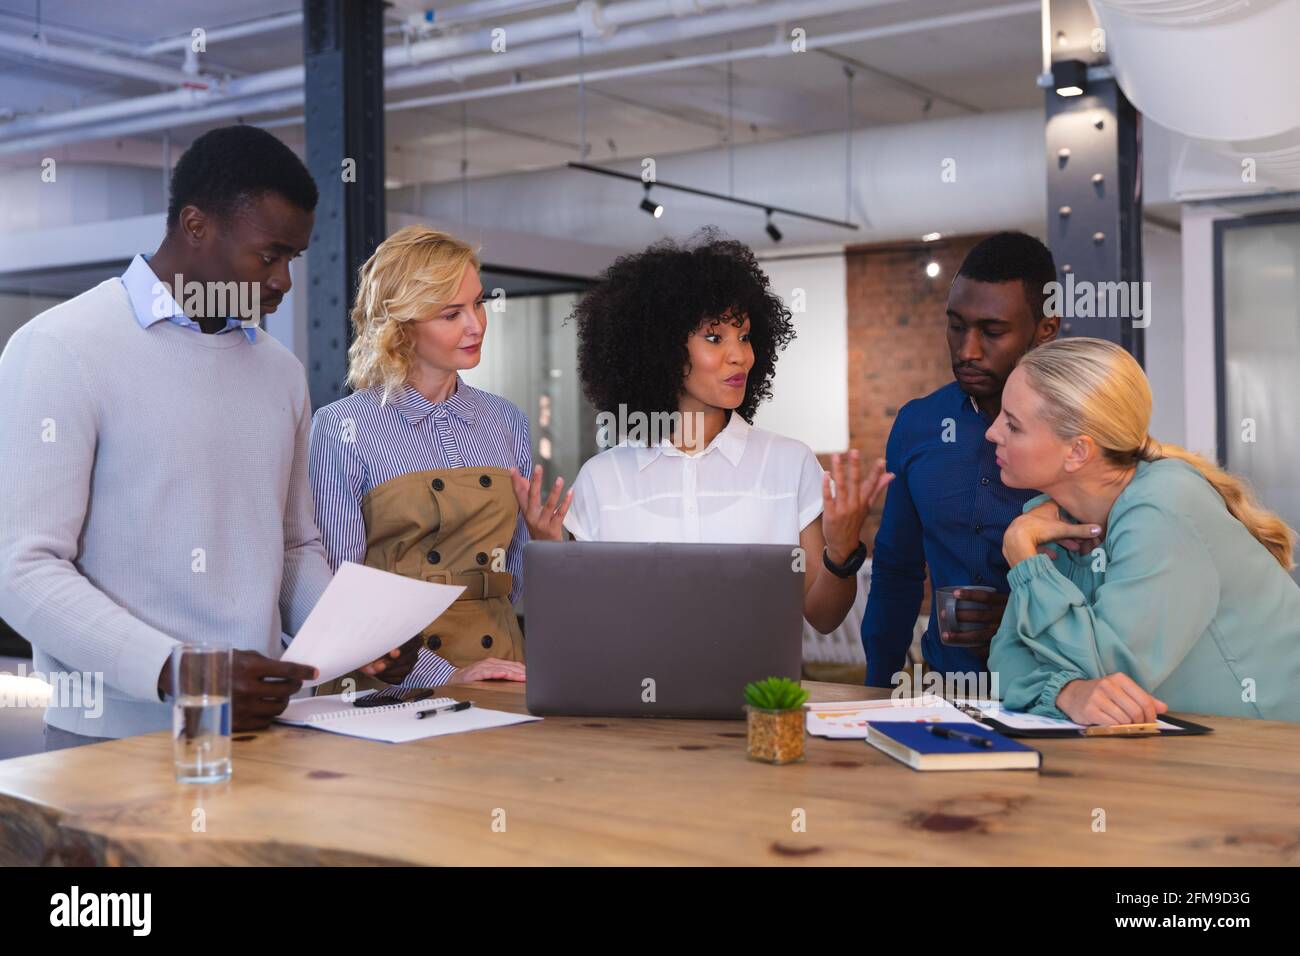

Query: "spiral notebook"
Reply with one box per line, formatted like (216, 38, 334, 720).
(275, 693, 540, 743)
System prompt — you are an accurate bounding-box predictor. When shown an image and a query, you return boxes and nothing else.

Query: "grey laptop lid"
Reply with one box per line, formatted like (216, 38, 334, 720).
(523, 541, 804, 719)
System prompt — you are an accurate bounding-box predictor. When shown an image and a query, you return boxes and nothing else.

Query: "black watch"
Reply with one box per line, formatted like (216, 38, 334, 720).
(823, 541, 867, 578)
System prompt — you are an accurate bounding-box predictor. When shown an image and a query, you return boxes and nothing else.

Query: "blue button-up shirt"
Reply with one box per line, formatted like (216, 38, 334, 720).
(119, 254, 257, 342)
(860, 380, 1037, 686)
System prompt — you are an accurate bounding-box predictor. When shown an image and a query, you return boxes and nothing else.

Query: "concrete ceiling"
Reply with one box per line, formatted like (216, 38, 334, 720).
(0, 0, 1045, 180)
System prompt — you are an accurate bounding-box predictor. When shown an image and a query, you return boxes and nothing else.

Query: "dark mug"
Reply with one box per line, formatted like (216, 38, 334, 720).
(936, 585, 998, 646)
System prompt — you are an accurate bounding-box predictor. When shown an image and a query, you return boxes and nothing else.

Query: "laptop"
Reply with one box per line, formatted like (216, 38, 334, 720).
(523, 541, 804, 719)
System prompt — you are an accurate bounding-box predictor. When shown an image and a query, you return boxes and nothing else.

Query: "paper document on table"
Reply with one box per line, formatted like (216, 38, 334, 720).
(804, 694, 984, 738)
(277, 694, 540, 743)
(281, 561, 464, 687)
(951, 698, 1183, 732)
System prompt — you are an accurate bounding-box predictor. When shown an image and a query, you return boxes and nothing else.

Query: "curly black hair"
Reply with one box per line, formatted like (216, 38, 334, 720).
(167, 125, 319, 229)
(572, 229, 795, 425)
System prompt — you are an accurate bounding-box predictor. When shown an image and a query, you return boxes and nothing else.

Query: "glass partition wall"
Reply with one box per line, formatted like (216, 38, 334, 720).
(1215, 211, 1300, 584)
(459, 281, 598, 495)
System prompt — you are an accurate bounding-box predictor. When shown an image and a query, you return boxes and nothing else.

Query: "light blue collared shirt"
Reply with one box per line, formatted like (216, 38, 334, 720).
(119, 254, 257, 342)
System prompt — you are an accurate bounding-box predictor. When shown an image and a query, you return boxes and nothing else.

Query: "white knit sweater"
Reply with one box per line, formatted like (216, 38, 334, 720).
(0, 277, 333, 737)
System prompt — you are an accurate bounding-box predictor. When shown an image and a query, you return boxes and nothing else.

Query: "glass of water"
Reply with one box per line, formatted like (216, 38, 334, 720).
(171, 644, 232, 784)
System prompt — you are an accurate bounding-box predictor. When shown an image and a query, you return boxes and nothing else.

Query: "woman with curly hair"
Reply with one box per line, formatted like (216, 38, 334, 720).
(309, 226, 566, 693)
(562, 231, 890, 633)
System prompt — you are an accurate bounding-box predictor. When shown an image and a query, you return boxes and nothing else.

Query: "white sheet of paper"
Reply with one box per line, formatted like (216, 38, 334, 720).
(803, 694, 984, 738)
(277, 694, 541, 743)
(281, 561, 464, 687)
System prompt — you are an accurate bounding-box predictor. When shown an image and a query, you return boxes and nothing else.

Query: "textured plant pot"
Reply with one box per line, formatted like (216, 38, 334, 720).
(746, 706, 806, 764)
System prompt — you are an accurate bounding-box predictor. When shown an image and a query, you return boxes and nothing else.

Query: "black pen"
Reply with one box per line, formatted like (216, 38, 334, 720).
(415, 701, 473, 720)
(927, 725, 992, 748)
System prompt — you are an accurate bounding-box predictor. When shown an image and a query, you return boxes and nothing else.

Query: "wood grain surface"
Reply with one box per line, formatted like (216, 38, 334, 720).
(0, 681, 1296, 866)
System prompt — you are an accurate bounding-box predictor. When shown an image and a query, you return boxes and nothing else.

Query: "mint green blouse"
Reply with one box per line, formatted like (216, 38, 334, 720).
(988, 458, 1300, 723)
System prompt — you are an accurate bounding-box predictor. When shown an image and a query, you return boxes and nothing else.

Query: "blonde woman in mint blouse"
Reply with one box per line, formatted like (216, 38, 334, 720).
(986, 338, 1300, 724)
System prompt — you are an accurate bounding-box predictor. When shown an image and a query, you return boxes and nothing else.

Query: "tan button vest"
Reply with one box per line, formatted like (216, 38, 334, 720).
(318, 464, 525, 696)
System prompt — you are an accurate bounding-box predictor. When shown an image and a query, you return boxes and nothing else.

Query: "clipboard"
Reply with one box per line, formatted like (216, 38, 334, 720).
(953, 703, 1213, 738)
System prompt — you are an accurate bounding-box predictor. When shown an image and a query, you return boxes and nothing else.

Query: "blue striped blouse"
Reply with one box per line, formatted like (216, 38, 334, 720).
(308, 377, 532, 687)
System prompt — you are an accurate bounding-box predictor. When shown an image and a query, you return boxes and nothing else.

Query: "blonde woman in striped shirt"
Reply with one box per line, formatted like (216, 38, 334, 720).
(309, 226, 569, 693)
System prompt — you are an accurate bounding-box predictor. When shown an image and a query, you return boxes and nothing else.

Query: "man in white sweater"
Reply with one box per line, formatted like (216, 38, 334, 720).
(0, 126, 417, 750)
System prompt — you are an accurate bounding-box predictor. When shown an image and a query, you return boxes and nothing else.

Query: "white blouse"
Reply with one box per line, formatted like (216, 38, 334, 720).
(563, 413, 825, 545)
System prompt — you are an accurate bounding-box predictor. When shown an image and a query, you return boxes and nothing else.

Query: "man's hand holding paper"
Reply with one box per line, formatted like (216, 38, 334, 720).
(281, 562, 464, 688)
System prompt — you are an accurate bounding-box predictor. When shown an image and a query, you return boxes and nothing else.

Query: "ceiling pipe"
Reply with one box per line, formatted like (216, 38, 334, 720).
(0, 0, 904, 155)
(380, 2, 1036, 116)
(0, 0, 748, 141)
(384, 0, 757, 69)
(0, 90, 304, 158)
(0, 11, 144, 55)
(384, 0, 891, 91)
(143, 12, 305, 56)
(0, 65, 304, 140)
(0, 30, 209, 88)
(255, 2, 1035, 128)
(401, 0, 583, 33)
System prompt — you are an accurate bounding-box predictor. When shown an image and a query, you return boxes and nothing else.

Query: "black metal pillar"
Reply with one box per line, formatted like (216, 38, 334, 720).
(1044, 72, 1144, 365)
(303, 0, 387, 409)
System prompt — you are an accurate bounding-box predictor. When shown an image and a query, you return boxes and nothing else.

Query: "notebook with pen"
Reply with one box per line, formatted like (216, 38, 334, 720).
(865, 721, 1042, 771)
(951, 699, 1213, 738)
(275, 693, 540, 743)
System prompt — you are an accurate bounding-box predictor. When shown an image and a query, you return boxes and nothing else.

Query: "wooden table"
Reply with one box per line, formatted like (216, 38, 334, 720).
(0, 681, 1296, 866)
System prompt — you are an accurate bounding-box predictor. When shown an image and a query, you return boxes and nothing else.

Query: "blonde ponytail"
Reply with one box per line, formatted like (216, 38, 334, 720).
(1141, 439, 1296, 571)
(1020, 338, 1296, 571)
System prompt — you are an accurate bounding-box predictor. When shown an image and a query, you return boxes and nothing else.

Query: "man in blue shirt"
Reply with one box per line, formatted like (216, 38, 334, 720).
(861, 232, 1061, 688)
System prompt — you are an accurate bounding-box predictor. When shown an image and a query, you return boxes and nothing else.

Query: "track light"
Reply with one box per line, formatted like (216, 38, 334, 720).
(764, 210, 782, 242)
(640, 185, 663, 218)
(568, 162, 859, 233)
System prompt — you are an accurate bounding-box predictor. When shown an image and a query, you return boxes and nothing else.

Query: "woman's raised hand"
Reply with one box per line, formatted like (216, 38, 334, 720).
(510, 465, 573, 541)
(821, 450, 893, 562)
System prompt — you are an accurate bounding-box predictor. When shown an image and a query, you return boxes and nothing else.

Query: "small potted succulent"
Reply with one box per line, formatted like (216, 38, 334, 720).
(744, 676, 809, 764)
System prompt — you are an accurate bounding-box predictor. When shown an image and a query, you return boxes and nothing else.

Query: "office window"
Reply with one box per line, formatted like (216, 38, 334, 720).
(1216, 211, 1300, 583)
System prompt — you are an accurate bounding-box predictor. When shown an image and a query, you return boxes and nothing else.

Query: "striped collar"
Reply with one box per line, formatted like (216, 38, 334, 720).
(391, 377, 479, 427)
